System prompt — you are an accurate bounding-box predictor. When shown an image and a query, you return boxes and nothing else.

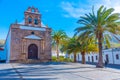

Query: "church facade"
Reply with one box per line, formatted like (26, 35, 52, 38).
(4, 7, 52, 62)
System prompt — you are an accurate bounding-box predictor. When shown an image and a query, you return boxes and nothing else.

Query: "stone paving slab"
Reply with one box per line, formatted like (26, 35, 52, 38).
(12, 63, 120, 80)
(0, 63, 120, 80)
(0, 63, 20, 80)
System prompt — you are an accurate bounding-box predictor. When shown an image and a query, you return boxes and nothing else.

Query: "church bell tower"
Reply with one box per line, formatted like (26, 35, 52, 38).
(24, 6, 41, 27)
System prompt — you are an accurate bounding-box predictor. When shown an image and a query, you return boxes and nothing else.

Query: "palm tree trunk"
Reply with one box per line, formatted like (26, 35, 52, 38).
(74, 53, 77, 62)
(81, 52, 85, 64)
(96, 32, 103, 68)
(56, 43, 59, 61)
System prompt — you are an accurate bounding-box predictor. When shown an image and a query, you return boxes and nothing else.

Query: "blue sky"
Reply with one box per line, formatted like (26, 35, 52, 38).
(0, 0, 120, 39)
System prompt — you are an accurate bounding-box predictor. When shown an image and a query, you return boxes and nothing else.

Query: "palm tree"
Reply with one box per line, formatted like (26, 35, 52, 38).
(61, 37, 98, 63)
(79, 38, 98, 64)
(75, 5, 120, 68)
(52, 30, 67, 61)
(65, 37, 81, 62)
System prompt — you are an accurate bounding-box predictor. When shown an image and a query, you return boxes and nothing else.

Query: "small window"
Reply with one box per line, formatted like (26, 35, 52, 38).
(31, 32, 34, 34)
(92, 56, 94, 62)
(96, 56, 98, 60)
(88, 56, 90, 62)
(106, 54, 109, 62)
(34, 19, 38, 25)
(116, 54, 119, 60)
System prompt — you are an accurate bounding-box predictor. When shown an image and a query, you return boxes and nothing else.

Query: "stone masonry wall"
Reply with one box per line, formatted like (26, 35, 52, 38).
(10, 24, 52, 62)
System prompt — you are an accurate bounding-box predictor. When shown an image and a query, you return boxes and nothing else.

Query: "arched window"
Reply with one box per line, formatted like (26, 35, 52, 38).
(28, 17, 32, 24)
(34, 18, 38, 25)
(31, 8, 35, 13)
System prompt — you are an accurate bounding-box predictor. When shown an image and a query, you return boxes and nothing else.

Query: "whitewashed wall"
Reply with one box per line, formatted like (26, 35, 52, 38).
(4, 29, 11, 63)
(76, 53, 82, 61)
(103, 49, 113, 64)
(68, 48, 120, 65)
(87, 53, 99, 63)
(112, 48, 120, 64)
(52, 50, 65, 57)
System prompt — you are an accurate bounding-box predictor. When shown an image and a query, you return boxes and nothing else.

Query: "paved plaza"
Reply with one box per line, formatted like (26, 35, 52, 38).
(0, 62, 120, 80)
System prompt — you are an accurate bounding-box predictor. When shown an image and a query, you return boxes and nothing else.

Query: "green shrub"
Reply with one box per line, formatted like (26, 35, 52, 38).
(52, 56, 57, 62)
(52, 56, 73, 62)
(64, 58, 74, 62)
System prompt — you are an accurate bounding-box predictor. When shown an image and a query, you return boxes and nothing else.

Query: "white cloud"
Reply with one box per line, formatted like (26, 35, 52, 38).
(90, 0, 120, 13)
(60, 1, 89, 18)
(105, 0, 120, 13)
(60, 0, 120, 19)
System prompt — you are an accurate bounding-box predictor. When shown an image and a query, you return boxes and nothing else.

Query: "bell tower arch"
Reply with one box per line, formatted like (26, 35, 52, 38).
(24, 6, 41, 26)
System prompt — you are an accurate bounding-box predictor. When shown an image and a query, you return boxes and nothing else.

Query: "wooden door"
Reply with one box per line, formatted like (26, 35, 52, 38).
(28, 44, 38, 59)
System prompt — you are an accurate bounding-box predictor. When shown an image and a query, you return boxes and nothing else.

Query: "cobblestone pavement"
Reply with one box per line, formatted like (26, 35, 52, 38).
(0, 62, 120, 80)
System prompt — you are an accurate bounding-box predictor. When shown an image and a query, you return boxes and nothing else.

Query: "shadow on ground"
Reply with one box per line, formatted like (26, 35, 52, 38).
(23, 78, 58, 80)
(11, 62, 97, 80)
(78, 61, 120, 69)
(19, 62, 67, 65)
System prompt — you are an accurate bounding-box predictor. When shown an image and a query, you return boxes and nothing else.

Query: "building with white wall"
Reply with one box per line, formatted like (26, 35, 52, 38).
(68, 48, 120, 65)
(52, 50, 65, 57)
(4, 29, 11, 62)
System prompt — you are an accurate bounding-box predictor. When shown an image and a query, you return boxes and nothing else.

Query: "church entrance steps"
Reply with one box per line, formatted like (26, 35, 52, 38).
(10, 59, 50, 63)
